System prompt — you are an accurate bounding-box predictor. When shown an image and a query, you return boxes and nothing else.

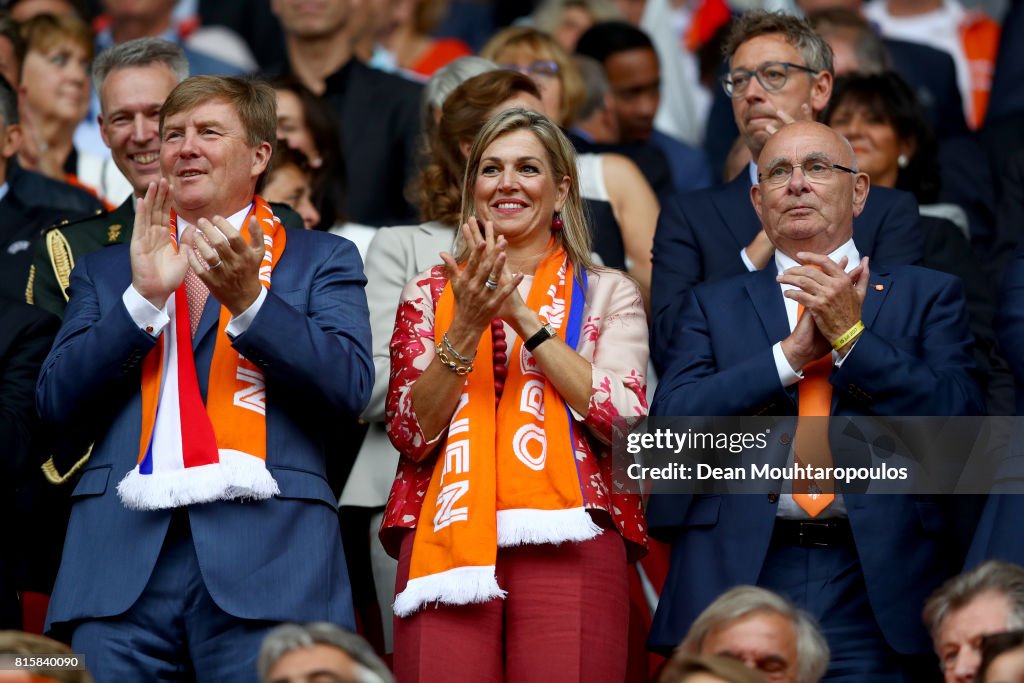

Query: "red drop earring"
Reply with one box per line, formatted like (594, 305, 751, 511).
(551, 212, 563, 231)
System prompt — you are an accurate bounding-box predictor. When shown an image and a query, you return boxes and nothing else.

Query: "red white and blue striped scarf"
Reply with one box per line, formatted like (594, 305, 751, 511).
(117, 197, 287, 510)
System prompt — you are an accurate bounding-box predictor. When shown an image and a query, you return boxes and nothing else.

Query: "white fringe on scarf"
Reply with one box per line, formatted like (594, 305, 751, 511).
(117, 450, 279, 510)
(393, 565, 506, 618)
(496, 506, 604, 547)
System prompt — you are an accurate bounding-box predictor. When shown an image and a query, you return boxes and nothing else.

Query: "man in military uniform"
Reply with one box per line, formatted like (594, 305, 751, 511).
(27, 38, 188, 318)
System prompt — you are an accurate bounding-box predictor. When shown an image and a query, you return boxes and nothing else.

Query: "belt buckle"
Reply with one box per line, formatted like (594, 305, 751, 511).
(798, 521, 831, 548)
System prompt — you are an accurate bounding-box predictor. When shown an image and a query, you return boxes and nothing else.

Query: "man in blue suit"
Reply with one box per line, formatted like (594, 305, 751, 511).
(36, 76, 372, 681)
(648, 120, 983, 681)
(650, 10, 924, 373)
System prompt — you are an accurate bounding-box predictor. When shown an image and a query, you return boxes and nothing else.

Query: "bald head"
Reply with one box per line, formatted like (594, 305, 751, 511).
(759, 120, 856, 170)
(751, 120, 869, 258)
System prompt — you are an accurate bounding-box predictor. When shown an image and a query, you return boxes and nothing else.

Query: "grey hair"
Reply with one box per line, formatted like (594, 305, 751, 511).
(723, 10, 834, 76)
(424, 56, 499, 115)
(571, 54, 611, 123)
(92, 37, 188, 101)
(257, 622, 394, 683)
(923, 561, 1024, 641)
(681, 586, 830, 683)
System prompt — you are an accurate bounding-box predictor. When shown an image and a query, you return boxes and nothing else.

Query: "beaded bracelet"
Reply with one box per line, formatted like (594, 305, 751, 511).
(832, 320, 865, 351)
(435, 342, 473, 375)
(442, 333, 476, 364)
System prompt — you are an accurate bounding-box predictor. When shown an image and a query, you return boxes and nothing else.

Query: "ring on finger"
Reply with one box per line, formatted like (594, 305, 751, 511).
(210, 260, 224, 270)
(484, 275, 499, 290)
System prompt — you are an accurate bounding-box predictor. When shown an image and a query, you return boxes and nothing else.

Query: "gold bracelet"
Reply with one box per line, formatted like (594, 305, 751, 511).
(442, 333, 476, 364)
(435, 342, 473, 375)
(832, 320, 865, 350)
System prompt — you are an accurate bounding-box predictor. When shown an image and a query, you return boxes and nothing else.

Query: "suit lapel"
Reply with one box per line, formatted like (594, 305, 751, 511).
(711, 172, 760, 253)
(192, 297, 220, 350)
(860, 268, 892, 329)
(414, 222, 456, 272)
(745, 266, 799, 411)
(745, 265, 790, 345)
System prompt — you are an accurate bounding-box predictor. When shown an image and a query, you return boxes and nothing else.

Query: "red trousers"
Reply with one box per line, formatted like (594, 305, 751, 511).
(393, 524, 629, 683)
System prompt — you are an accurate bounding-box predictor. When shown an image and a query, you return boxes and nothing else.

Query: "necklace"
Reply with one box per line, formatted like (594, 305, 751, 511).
(491, 319, 508, 405)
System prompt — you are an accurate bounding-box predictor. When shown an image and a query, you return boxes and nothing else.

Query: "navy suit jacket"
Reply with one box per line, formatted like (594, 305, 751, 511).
(647, 262, 983, 655)
(650, 171, 924, 371)
(37, 226, 373, 632)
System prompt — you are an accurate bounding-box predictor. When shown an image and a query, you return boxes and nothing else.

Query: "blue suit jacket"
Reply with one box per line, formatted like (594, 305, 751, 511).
(37, 227, 373, 632)
(649, 172, 924, 372)
(647, 262, 983, 655)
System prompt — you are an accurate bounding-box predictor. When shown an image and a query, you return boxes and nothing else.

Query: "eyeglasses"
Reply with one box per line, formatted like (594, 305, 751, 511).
(722, 61, 818, 97)
(758, 157, 857, 186)
(501, 60, 560, 80)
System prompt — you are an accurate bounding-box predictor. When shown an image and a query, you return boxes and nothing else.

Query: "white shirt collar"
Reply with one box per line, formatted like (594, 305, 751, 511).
(175, 202, 254, 238)
(775, 237, 859, 277)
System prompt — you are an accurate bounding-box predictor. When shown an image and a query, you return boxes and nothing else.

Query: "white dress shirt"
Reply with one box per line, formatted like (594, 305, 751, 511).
(771, 238, 861, 518)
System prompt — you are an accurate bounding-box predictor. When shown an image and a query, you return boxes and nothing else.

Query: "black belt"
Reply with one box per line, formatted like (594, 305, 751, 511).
(772, 518, 853, 548)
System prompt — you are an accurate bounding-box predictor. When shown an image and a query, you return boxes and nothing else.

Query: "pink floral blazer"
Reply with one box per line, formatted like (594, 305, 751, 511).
(381, 264, 650, 559)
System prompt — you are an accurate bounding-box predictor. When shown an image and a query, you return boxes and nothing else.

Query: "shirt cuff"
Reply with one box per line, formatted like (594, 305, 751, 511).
(123, 285, 170, 337)
(740, 247, 757, 272)
(833, 338, 859, 367)
(773, 341, 803, 387)
(226, 286, 267, 337)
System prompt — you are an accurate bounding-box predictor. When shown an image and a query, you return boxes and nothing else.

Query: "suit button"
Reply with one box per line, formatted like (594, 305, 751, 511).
(780, 432, 792, 446)
(768, 493, 779, 503)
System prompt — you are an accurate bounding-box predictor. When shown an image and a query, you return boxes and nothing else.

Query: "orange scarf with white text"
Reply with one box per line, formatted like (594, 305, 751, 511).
(393, 246, 599, 617)
(117, 196, 287, 510)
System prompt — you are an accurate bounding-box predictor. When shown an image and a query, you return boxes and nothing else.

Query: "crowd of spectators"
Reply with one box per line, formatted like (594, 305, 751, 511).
(3, 0, 1024, 681)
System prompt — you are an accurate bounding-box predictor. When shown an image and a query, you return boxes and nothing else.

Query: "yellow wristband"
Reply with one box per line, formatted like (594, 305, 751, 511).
(832, 320, 865, 350)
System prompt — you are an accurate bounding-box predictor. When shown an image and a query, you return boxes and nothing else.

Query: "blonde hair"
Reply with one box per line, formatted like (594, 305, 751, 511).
(481, 26, 584, 125)
(458, 107, 594, 276)
(20, 12, 94, 63)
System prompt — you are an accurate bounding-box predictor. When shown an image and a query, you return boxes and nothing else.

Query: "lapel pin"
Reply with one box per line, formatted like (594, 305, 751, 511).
(873, 284, 885, 291)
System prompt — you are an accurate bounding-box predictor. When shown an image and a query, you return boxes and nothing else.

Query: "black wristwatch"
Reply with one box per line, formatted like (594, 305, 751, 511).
(524, 323, 556, 352)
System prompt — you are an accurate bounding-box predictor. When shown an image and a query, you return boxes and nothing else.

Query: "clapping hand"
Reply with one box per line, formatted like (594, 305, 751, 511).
(440, 217, 525, 338)
(130, 179, 188, 309)
(779, 254, 870, 367)
(183, 214, 266, 316)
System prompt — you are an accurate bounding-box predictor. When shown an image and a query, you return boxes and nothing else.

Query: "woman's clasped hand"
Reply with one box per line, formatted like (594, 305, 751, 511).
(441, 217, 525, 338)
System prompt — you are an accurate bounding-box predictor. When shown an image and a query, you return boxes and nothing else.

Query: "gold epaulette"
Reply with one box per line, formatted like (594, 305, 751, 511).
(25, 264, 35, 304)
(46, 228, 75, 302)
(41, 445, 92, 485)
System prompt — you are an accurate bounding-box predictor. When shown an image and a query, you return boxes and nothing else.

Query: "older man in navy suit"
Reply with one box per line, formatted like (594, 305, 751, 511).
(648, 120, 983, 682)
(37, 76, 372, 681)
(650, 11, 924, 373)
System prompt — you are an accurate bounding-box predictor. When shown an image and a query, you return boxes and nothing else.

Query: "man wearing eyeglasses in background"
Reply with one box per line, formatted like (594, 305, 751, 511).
(647, 119, 983, 681)
(647, 10, 925, 374)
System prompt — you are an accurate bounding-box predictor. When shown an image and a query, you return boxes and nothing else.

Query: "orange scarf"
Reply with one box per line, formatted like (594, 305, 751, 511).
(117, 197, 287, 510)
(393, 247, 599, 617)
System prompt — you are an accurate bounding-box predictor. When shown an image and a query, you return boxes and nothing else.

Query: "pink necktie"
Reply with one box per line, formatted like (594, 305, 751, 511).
(185, 268, 209, 337)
